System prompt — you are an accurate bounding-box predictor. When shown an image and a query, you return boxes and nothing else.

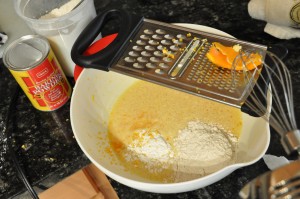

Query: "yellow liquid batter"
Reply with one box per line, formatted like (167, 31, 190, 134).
(107, 80, 242, 182)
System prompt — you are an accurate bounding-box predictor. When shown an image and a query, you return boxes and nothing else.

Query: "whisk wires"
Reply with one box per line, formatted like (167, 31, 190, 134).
(233, 50, 298, 137)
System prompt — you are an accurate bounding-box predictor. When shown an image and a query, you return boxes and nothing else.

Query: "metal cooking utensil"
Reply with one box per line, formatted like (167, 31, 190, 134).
(235, 43, 300, 198)
(239, 160, 300, 199)
(71, 9, 268, 115)
(234, 50, 300, 155)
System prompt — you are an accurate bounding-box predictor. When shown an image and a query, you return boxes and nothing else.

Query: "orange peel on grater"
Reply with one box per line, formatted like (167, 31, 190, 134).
(206, 42, 262, 71)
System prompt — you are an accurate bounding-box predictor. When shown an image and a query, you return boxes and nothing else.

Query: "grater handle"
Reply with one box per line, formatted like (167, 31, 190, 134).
(71, 9, 144, 71)
(241, 45, 288, 116)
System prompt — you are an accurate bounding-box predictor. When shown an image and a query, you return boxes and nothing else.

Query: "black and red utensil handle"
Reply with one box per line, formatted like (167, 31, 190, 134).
(71, 9, 144, 71)
(73, 33, 118, 81)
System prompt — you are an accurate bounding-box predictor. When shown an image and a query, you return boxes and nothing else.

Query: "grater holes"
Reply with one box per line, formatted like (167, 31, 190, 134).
(154, 51, 163, 57)
(224, 85, 231, 90)
(141, 51, 152, 57)
(133, 63, 144, 69)
(177, 34, 186, 40)
(189, 64, 206, 83)
(144, 29, 154, 34)
(170, 45, 179, 51)
(202, 46, 210, 53)
(161, 40, 172, 45)
(155, 68, 165, 74)
(129, 51, 139, 57)
(150, 57, 161, 63)
(146, 63, 157, 69)
(125, 57, 135, 62)
(204, 42, 211, 47)
(198, 54, 204, 59)
(192, 77, 198, 82)
(196, 78, 203, 84)
(145, 45, 155, 51)
(165, 50, 177, 56)
(172, 39, 184, 46)
(137, 57, 148, 63)
(193, 72, 201, 81)
(149, 40, 160, 45)
(222, 75, 238, 92)
(223, 70, 230, 76)
(156, 29, 166, 34)
(226, 85, 235, 92)
(140, 35, 150, 40)
(159, 63, 169, 69)
(152, 34, 163, 40)
(214, 80, 221, 88)
(133, 45, 143, 51)
(203, 72, 210, 82)
(219, 70, 225, 75)
(198, 74, 206, 81)
(137, 40, 146, 45)
(157, 45, 164, 50)
(164, 34, 175, 40)
(163, 57, 173, 62)
(203, 45, 210, 51)
(218, 86, 224, 90)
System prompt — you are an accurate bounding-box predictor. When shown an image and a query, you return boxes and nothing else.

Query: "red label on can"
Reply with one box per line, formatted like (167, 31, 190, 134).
(9, 51, 72, 111)
(4, 35, 72, 111)
(22, 57, 71, 111)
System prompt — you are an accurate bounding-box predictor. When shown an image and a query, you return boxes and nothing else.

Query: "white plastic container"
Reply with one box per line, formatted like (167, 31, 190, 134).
(14, 0, 97, 77)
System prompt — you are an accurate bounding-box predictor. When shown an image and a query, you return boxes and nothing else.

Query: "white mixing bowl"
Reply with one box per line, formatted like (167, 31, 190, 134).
(70, 24, 270, 193)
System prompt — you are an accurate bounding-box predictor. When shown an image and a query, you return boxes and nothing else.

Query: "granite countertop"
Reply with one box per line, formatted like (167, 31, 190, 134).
(1, 0, 300, 198)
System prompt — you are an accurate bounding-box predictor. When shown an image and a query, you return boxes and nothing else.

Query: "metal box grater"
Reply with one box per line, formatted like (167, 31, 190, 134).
(71, 9, 268, 109)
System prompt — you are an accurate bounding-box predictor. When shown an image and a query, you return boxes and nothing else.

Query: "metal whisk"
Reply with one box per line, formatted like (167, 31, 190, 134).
(239, 159, 300, 199)
(234, 49, 300, 198)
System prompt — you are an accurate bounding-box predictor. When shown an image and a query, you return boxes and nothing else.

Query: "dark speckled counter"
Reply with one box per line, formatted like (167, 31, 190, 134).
(1, 0, 300, 198)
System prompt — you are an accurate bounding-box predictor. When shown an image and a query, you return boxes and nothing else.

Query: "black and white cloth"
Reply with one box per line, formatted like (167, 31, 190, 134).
(0, 32, 8, 59)
(0, 32, 8, 46)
